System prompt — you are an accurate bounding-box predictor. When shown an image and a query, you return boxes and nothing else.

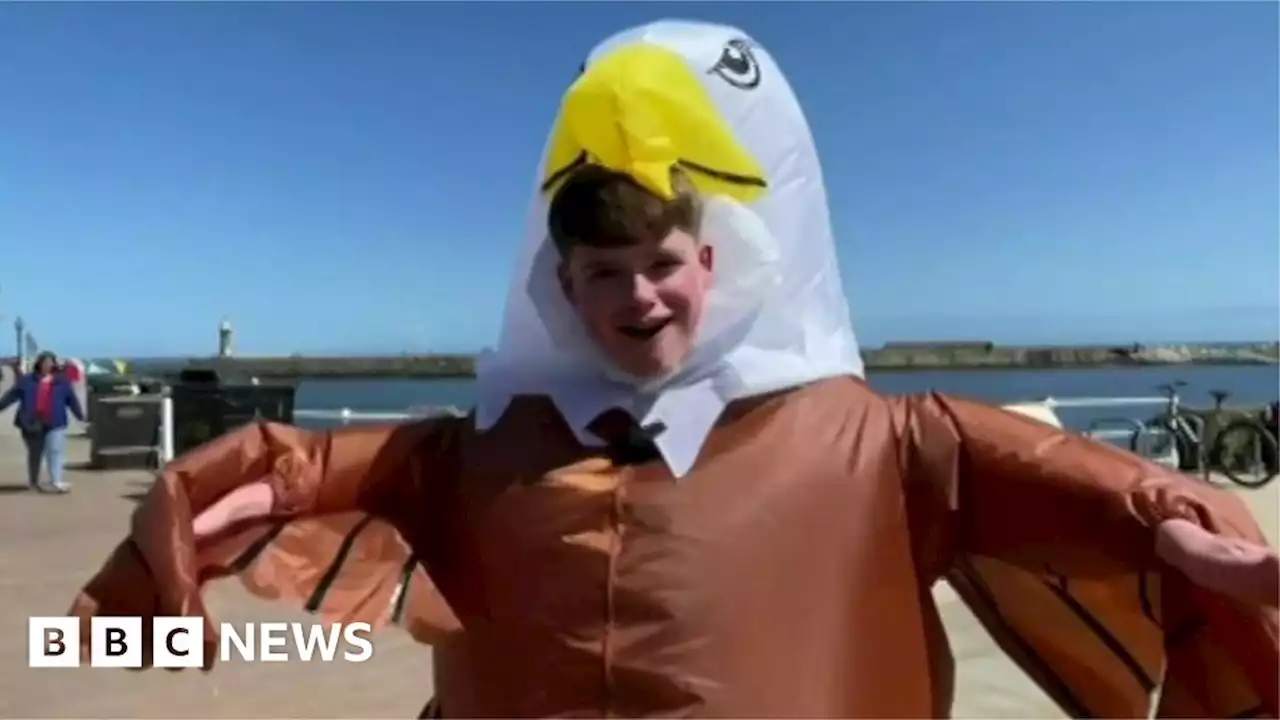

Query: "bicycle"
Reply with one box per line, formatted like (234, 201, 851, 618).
(1144, 381, 1205, 472)
(1202, 389, 1278, 489)
(1145, 381, 1278, 489)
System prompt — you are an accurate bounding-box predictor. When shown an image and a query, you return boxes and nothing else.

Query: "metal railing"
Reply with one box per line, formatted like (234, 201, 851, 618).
(294, 408, 422, 422)
(1038, 396, 1168, 410)
(1037, 395, 1170, 442)
(288, 396, 1173, 444)
(129, 401, 458, 468)
(142, 395, 1169, 467)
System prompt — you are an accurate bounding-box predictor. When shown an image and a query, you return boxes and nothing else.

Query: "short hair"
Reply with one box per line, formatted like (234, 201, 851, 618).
(547, 165, 702, 258)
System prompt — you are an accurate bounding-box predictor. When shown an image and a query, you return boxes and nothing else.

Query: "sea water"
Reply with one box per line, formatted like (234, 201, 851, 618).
(292, 364, 1279, 431)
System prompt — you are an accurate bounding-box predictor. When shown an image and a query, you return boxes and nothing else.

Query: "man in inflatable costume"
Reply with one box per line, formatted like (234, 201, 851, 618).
(67, 20, 1278, 719)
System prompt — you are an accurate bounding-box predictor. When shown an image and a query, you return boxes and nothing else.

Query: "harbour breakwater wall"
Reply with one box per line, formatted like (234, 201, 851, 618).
(160, 342, 1280, 380)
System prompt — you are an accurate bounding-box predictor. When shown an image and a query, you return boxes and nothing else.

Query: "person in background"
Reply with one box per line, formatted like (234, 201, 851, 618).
(0, 351, 85, 493)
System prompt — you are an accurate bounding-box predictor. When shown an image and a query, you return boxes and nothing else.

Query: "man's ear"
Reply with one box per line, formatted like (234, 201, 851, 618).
(698, 244, 714, 272)
(557, 262, 576, 305)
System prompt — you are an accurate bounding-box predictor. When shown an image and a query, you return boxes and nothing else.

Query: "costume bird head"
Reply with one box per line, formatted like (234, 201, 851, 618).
(477, 20, 863, 475)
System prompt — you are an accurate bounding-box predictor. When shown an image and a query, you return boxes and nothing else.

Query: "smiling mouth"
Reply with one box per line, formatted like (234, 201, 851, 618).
(617, 318, 673, 340)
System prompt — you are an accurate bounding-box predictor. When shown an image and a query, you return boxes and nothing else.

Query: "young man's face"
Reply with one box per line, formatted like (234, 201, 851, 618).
(559, 228, 714, 379)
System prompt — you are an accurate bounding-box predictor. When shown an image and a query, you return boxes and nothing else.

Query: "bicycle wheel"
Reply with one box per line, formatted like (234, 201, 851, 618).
(1211, 421, 1279, 488)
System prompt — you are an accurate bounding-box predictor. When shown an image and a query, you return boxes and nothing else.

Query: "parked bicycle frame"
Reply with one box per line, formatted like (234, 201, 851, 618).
(1142, 381, 1278, 488)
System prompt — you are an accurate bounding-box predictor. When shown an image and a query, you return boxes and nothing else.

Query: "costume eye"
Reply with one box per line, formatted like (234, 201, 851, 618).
(709, 39, 760, 90)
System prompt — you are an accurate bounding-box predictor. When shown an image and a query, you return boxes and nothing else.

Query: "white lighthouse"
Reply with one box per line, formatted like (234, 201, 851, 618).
(218, 317, 234, 358)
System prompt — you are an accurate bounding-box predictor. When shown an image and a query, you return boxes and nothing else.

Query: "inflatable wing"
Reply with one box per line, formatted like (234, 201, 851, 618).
(899, 393, 1279, 718)
(67, 420, 463, 668)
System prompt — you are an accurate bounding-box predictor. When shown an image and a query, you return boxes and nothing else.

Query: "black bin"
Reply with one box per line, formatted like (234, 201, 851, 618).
(90, 395, 162, 470)
(171, 369, 296, 457)
(87, 377, 139, 425)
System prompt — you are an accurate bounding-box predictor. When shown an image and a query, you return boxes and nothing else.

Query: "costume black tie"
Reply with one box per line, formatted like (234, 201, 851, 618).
(586, 408, 666, 466)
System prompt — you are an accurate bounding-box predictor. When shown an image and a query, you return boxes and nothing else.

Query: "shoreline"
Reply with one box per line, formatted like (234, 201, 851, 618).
(130, 341, 1280, 380)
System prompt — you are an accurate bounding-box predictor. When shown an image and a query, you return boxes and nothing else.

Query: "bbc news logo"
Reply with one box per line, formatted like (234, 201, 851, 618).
(28, 617, 374, 668)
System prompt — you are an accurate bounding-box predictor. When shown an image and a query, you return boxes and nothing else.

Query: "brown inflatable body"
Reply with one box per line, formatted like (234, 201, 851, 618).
(69, 378, 1278, 717)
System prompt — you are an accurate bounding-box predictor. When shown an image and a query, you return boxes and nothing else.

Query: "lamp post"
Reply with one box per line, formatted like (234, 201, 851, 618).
(14, 316, 25, 373)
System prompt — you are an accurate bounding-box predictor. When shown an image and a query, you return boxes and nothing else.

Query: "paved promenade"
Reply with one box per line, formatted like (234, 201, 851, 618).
(0, 434, 1274, 718)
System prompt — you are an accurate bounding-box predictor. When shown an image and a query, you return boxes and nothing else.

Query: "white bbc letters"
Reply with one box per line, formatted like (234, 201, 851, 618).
(258, 622, 290, 661)
(27, 617, 80, 668)
(91, 617, 143, 668)
(153, 617, 205, 669)
(28, 616, 149, 669)
(29, 617, 374, 667)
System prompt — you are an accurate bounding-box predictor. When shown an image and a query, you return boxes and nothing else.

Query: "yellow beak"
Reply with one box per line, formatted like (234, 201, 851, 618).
(541, 42, 767, 203)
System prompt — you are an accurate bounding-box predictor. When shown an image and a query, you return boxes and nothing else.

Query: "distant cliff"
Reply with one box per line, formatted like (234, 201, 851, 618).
(160, 342, 1279, 379)
(865, 341, 1280, 371)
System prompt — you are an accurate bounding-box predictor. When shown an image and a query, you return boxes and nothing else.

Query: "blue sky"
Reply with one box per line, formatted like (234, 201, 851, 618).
(1, 2, 1276, 358)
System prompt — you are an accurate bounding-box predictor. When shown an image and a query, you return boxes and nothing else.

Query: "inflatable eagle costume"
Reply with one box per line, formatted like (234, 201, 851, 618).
(68, 20, 1277, 718)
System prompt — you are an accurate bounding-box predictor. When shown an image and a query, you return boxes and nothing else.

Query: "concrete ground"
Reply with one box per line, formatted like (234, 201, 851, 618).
(0, 435, 1274, 718)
